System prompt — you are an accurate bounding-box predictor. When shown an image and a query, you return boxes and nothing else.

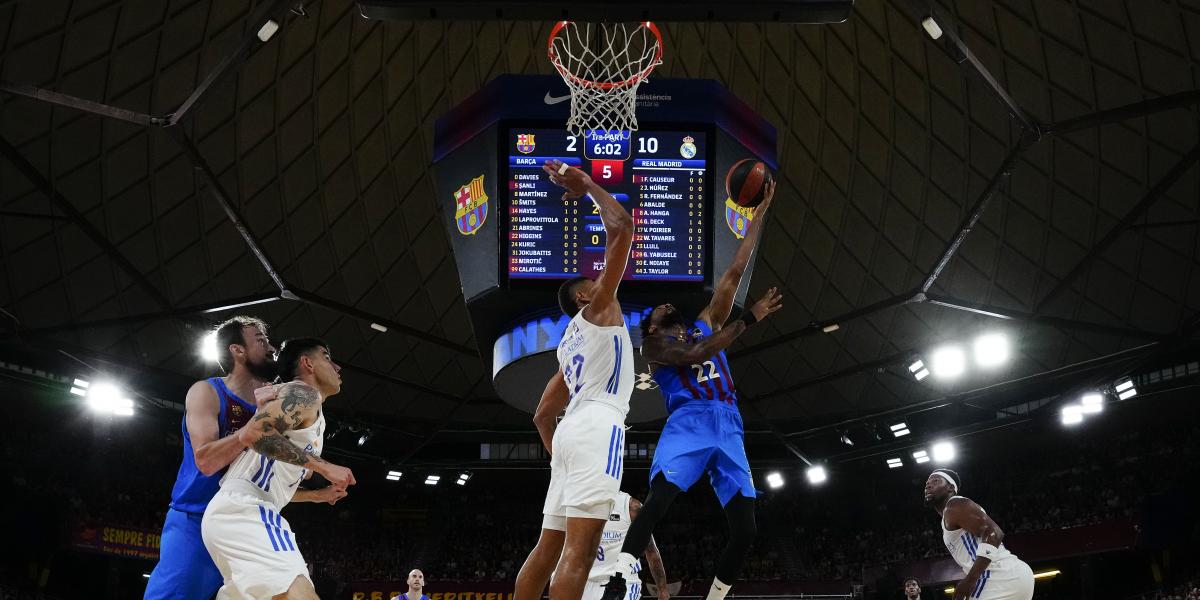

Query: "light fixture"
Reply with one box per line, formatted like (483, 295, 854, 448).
(805, 466, 827, 485)
(70, 378, 90, 396)
(85, 382, 134, 416)
(1033, 569, 1062, 580)
(930, 346, 966, 379)
(922, 16, 944, 40)
(890, 422, 910, 437)
(1115, 377, 1137, 400)
(912, 450, 930, 464)
(908, 359, 929, 381)
(973, 333, 1009, 368)
(201, 332, 219, 362)
(1061, 404, 1084, 426)
(1080, 393, 1103, 414)
(358, 431, 372, 447)
(257, 19, 280, 42)
(766, 471, 784, 489)
(839, 432, 854, 446)
(932, 441, 955, 463)
(386, 470, 402, 481)
(886, 457, 903, 469)
(456, 472, 472, 486)
(424, 475, 440, 486)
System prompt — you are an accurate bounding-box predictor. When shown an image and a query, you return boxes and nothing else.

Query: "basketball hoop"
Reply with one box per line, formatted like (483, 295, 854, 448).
(547, 21, 664, 136)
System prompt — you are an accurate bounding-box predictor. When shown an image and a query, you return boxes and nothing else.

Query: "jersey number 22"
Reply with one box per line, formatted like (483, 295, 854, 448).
(690, 360, 720, 383)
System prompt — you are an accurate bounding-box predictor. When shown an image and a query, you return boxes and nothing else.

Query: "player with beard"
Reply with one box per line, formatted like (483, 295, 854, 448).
(601, 184, 780, 600)
(146, 317, 279, 600)
(924, 469, 1034, 600)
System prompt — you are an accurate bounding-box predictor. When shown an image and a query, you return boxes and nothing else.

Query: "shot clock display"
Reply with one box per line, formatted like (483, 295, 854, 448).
(505, 128, 708, 282)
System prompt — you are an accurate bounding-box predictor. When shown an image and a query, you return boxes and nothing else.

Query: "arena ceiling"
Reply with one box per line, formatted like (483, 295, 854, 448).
(1, 0, 1198, 460)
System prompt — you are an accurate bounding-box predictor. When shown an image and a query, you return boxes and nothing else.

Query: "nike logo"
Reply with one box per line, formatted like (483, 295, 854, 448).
(543, 92, 571, 105)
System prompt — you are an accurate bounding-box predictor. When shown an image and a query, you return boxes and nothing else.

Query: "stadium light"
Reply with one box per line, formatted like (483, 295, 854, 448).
(932, 441, 955, 463)
(912, 450, 930, 464)
(805, 466, 827, 485)
(973, 333, 1009, 368)
(84, 382, 135, 417)
(200, 332, 219, 363)
(70, 378, 90, 396)
(456, 472, 472, 486)
(930, 346, 966, 379)
(1061, 404, 1084, 426)
(1080, 393, 1104, 414)
(358, 431, 372, 447)
(886, 457, 903, 469)
(1033, 569, 1062, 580)
(890, 422, 910, 437)
(765, 471, 784, 489)
(908, 359, 930, 381)
(1115, 377, 1137, 400)
(424, 475, 440, 486)
(386, 470, 402, 481)
(839, 432, 854, 446)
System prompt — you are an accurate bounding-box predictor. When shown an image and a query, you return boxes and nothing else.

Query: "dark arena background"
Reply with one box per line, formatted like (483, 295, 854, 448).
(1, 1, 1199, 599)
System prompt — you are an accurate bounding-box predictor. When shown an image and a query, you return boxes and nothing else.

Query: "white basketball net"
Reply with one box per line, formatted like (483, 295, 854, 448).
(547, 21, 664, 136)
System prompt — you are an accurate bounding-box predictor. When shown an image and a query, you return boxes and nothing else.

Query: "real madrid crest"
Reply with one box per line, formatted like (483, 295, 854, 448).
(680, 135, 697, 159)
(454, 175, 489, 236)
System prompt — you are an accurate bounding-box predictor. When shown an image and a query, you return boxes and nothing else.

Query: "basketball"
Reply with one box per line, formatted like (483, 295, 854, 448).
(726, 159, 774, 208)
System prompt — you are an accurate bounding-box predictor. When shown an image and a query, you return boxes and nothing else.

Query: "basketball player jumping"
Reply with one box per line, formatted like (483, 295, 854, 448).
(580, 491, 670, 600)
(601, 184, 780, 600)
(201, 338, 356, 599)
(924, 469, 1034, 600)
(146, 316, 281, 600)
(512, 158, 636, 600)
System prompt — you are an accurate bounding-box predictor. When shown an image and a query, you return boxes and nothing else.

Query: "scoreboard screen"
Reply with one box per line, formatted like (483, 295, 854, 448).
(504, 127, 709, 283)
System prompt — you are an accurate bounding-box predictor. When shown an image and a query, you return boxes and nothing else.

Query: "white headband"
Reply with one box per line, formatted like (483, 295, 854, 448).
(930, 471, 958, 492)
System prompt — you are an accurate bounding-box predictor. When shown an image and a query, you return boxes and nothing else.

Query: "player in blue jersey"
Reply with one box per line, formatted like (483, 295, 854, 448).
(601, 184, 779, 600)
(145, 317, 343, 599)
(392, 569, 431, 600)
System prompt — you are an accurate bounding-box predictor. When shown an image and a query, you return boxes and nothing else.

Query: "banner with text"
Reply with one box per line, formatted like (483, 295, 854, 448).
(73, 524, 160, 560)
(348, 583, 514, 600)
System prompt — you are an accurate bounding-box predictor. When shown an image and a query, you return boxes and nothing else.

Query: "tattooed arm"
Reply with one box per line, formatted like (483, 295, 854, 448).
(237, 382, 356, 488)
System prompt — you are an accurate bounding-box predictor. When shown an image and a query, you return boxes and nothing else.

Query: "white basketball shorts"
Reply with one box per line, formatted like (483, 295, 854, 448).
(542, 401, 627, 528)
(201, 483, 311, 599)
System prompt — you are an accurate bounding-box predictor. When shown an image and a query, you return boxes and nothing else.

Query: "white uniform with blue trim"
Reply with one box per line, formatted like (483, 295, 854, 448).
(543, 310, 635, 527)
(201, 407, 325, 599)
(580, 492, 644, 600)
(941, 497, 1034, 600)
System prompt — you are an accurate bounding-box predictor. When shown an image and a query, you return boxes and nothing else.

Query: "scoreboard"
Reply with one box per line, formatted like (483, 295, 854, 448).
(504, 128, 709, 282)
(432, 75, 776, 422)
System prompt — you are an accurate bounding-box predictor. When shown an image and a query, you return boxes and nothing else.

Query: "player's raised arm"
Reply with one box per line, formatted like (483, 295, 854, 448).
(642, 288, 783, 366)
(238, 382, 355, 489)
(544, 159, 633, 321)
(698, 181, 774, 331)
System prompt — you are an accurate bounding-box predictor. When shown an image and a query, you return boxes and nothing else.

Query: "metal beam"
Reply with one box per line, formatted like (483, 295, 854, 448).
(751, 349, 911, 402)
(925, 293, 1173, 341)
(0, 209, 71, 222)
(897, 0, 1038, 133)
(1044, 90, 1200, 136)
(172, 129, 291, 294)
(1034, 142, 1200, 314)
(1128, 219, 1200, 231)
(921, 141, 1029, 293)
(729, 290, 919, 359)
(289, 289, 479, 357)
(0, 81, 163, 126)
(168, 0, 294, 125)
(0, 134, 174, 310)
(0, 292, 282, 340)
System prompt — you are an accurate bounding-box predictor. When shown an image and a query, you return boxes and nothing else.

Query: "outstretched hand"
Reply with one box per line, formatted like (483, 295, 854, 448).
(543, 159, 593, 200)
(749, 287, 783, 321)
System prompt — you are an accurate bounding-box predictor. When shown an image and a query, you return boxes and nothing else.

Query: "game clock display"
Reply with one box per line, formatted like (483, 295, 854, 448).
(505, 128, 708, 282)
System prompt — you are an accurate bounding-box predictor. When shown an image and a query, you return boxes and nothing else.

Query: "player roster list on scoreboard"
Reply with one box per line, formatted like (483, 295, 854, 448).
(506, 128, 707, 282)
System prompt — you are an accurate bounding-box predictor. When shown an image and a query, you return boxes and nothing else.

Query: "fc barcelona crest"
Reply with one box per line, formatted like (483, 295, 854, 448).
(725, 198, 754, 239)
(454, 175, 489, 236)
(516, 133, 536, 154)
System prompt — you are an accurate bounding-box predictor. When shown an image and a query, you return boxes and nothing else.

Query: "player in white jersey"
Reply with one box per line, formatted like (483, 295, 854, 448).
(202, 338, 357, 600)
(579, 492, 670, 600)
(513, 158, 636, 600)
(924, 469, 1034, 600)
